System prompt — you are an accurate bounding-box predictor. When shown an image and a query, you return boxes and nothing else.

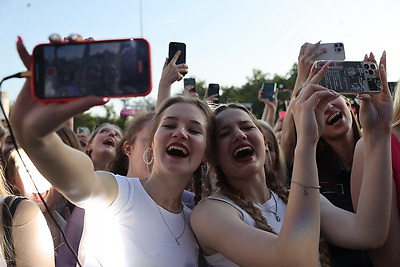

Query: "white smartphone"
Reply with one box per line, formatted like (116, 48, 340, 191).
(306, 42, 345, 61)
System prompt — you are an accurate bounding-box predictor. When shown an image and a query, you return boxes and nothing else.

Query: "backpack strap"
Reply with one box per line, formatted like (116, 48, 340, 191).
(2, 196, 27, 267)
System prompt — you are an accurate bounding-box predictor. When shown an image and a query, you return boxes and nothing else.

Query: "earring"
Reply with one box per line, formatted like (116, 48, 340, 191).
(201, 162, 210, 176)
(142, 148, 153, 165)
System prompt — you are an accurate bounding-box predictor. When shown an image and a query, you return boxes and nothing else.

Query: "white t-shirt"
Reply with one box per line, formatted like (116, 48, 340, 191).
(77, 175, 199, 267)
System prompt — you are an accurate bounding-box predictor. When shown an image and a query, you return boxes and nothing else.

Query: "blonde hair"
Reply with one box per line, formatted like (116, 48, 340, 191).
(392, 80, 400, 127)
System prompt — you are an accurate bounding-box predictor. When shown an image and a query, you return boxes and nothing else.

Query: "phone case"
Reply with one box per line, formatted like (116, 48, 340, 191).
(208, 83, 220, 103)
(317, 61, 382, 94)
(31, 38, 152, 102)
(184, 78, 196, 92)
(306, 42, 345, 61)
(261, 82, 276, 100)
(168, 42, 186, 65)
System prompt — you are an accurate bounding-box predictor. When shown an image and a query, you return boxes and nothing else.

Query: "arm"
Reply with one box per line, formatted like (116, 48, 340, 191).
(13, 200, 54, 267)
(321, 52, 393, 249)
(192, 66, 339, 266)
(155, 51, 188, 110)
(11, 38, 118, 208)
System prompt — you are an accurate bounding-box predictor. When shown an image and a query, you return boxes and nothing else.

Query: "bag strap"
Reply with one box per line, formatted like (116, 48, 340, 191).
(2, 196, 27, 267)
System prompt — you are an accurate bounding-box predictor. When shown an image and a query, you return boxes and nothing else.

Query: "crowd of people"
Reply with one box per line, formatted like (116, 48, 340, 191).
(0, 33, 397, 267)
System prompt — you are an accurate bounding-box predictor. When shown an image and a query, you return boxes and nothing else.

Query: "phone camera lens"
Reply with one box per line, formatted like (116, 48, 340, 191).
(364, 63, 369, 69)
(368, 70, 374, 75)
(335, 44, 338, 47)
(370, 64, 376, 69)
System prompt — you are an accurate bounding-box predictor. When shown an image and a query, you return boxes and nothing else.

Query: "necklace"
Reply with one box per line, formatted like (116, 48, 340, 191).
(255, 189, 281, 222)
(155, 203, 186, 245)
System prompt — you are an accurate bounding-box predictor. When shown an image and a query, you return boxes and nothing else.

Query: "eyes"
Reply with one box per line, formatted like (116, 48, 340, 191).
(99, 128, 122, 139)
(161, 123, 203, 135)
(217, 125, 256, 138)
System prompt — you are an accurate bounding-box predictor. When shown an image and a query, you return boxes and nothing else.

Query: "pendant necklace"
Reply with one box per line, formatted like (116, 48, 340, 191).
(255, 189, 281, 222)
(155, 203, 186, 245)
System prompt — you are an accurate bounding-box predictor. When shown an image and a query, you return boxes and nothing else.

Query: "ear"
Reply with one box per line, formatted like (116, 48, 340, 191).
(123, 141, 132, 156)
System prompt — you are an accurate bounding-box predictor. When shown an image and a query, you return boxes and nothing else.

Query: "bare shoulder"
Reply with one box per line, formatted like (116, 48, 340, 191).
(11, 198, 41, 226)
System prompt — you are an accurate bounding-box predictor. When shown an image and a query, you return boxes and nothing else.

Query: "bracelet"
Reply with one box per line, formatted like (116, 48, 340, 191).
(291, 180, 321, 195)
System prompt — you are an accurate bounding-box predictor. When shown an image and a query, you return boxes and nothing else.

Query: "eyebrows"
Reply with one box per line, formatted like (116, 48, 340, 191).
(216, 119, 254, 132)
(162, 116, 204, 127)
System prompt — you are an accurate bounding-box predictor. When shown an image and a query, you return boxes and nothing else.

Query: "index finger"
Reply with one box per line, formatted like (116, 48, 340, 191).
(169, 50, 181, 65)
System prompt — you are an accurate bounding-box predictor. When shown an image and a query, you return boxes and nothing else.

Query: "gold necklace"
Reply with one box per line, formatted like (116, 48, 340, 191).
(155, 202, 186, 245)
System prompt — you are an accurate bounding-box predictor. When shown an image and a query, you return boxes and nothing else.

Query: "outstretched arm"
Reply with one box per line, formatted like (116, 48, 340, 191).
(11, 37, 118, 208)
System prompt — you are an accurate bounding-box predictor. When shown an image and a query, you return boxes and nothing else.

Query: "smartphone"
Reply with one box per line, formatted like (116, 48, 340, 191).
(306, 42, 345, 61)
(317, 61, 382, 94)
(184, 78, 196, 93)
(76, 127, 90, 136)
(207, 83, 220, 103)
(31, 38, 152, 102)
(261, 82, 277, 100)
(168, 42, 186, 65)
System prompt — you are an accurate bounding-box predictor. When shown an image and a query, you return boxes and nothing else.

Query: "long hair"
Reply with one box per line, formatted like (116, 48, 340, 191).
(213, 103, 330, 266)
(146, 96, 214, 205)
(392, 80, 400, 127)
(107, 112, 155, 175)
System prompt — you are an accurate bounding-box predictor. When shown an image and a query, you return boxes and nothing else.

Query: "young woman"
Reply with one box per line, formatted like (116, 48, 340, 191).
(12, 38, 214, 266)
(190, 55, 393, 266)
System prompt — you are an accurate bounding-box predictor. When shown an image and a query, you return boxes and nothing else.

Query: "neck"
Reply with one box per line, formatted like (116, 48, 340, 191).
(228, 171, 270, 204)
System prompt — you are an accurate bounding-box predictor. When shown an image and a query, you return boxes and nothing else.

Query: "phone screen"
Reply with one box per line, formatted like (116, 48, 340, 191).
(168, 42, 186, 65)
(261, 82, 277, 100)
(32, 38, 152, 102)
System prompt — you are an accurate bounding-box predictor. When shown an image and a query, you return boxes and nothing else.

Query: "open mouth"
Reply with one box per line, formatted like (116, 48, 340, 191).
(233, 145, 254, 161)
(166, 144, 189, 158)
(326, 112, 343, 125)
(103, 138, 115, 147)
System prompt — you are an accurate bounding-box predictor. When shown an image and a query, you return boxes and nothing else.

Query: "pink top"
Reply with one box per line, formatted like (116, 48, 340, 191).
(391, 133, 400, 215)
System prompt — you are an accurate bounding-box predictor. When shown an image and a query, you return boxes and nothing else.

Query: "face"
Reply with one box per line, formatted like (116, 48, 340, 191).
(88, 125, 122, 159)
(322, 96, 353, 140)
(125, 120, 153, 178)
(215, 108, 266, 179)
(151, 103, 208, 177)
(1, 130, 15, 159)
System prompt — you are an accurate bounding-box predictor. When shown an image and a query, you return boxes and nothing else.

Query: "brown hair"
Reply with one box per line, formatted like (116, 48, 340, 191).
(86, 123, 122, 156)
(107, 112, 155, 175)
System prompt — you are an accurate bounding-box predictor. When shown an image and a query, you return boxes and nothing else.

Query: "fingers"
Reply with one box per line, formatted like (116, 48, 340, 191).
(308, 61, 330, 85)
(169, 50, 181, 65)
(16, 36, 31, 69)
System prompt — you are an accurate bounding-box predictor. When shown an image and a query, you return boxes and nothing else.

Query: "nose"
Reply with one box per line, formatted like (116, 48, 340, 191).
(233, 128, 246, 141)
(108, 130, 119, 138)
(172, 126, 188, 139)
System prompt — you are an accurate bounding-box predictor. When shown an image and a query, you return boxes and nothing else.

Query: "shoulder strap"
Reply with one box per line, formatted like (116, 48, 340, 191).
(2, 196, 27, 267)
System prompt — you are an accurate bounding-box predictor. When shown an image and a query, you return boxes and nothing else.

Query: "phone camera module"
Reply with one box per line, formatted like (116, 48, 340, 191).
(364, 63, 369, 69)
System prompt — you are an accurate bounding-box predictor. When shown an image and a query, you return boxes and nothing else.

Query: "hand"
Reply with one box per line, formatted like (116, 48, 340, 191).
(204, 93, 219, 104)
(258, 88, 277, 109)
(356, 51, 393, 134)
(11, 36, 106, 145)
(160, 51, 188, 85)
(290, 61, 340, 145)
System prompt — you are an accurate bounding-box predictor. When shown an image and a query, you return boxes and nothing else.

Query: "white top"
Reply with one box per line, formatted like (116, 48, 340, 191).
(77, 175, 199, 267)
(205, 191, 286, 267)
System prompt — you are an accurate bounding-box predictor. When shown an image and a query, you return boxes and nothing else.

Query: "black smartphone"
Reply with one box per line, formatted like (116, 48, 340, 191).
(306, 42, 346, 61)
(316, 60, 381, 94)
(31, 38, 152, 102)
(184, 78, 196, 93)
(168, 42, 186, 65)
(207, 83, 220, 103)
(261, 82, 277, 100)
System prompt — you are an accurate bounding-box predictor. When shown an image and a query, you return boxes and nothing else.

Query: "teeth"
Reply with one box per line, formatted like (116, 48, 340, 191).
(167, 145, 188, 156)
(234, 146, 251, 157)
(327, 112, 341, 125)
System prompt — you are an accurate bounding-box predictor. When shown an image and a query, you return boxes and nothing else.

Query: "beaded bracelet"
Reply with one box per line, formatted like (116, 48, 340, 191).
(291, 180, 321, 195)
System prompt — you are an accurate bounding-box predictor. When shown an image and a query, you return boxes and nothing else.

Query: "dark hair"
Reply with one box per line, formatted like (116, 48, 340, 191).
(56, 126, 82, 151)
(107, 112, 155, 175)
(146, 96, 215, 204)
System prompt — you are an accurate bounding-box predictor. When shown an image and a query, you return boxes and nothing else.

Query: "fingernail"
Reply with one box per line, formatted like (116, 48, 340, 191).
(17, 36, 23, 43)
(96, 97, 110, 106)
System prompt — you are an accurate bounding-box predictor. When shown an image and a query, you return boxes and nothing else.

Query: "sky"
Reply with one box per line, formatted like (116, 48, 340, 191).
(1, 0, 400, 117)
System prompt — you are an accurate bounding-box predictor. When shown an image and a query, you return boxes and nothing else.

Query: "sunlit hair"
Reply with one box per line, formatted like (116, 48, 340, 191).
(86, 123, 122, 156)
(57, 126, 82, 151)
(107, 112, 155, 175)
(392, 80, 400, 127)
(146, 96, 215, 204)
